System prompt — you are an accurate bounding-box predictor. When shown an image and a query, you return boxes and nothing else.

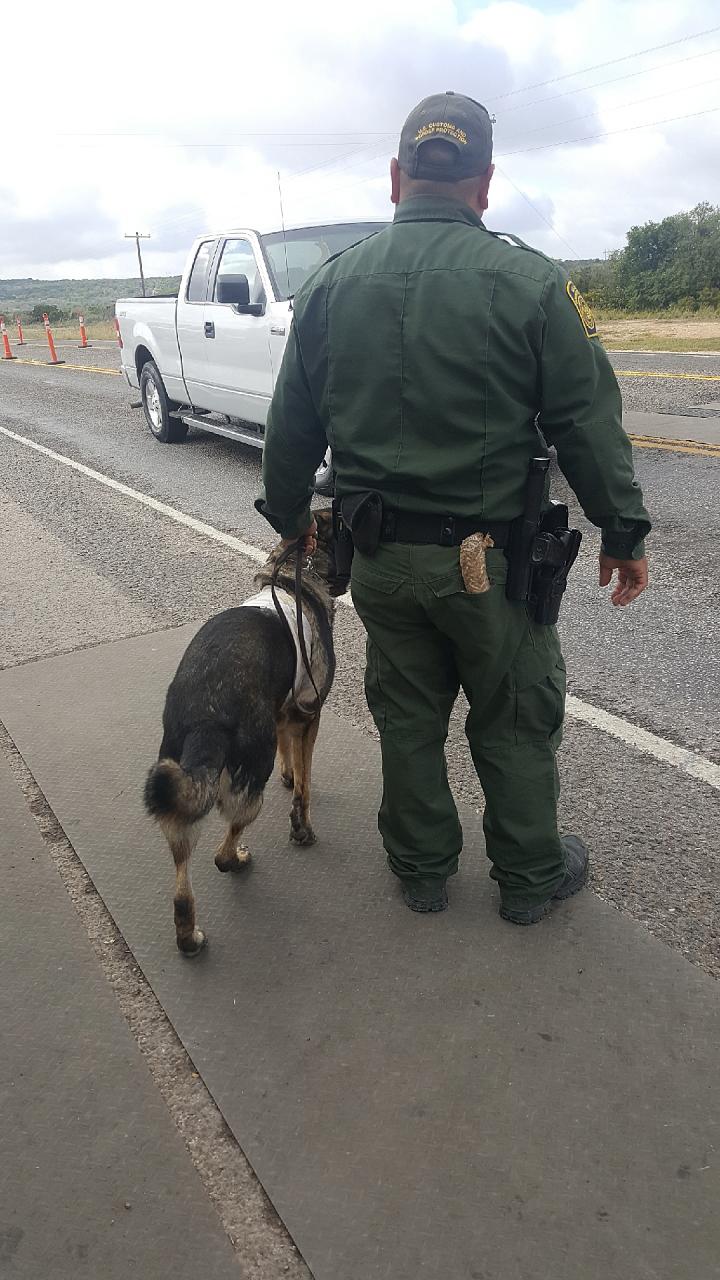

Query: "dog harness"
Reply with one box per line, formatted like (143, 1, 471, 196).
(242, 587, 315, 708)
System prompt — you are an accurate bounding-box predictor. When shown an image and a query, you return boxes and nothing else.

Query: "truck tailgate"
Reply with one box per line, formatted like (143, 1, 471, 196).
(115, 297, 186, 402)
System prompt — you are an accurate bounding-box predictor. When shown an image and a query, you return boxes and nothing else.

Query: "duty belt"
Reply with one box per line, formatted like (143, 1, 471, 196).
(379, 511, 511, 548)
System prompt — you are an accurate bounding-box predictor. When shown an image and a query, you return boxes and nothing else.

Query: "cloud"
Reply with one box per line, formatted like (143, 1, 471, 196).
(0, 185, 206, 277)
(0, 189, 121, 269)
(1, 0, 719, 274)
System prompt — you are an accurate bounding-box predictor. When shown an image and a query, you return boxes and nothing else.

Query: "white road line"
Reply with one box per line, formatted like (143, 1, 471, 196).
(566, 697, 720, 791)
(2, 422, 718, 791)
(0, 422, 266, 566)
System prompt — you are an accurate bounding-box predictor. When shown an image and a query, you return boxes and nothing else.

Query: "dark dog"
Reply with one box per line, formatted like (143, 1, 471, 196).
(144, 509, 337, 956)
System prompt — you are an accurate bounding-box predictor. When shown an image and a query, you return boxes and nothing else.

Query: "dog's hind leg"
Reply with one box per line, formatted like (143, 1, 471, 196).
(215, 771, 264, 872)
(164, 819, 207, 957)
(289, 714, 320, 847)
(276, 719, 294, 789)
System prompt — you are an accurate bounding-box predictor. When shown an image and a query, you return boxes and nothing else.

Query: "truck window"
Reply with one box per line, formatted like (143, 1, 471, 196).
(261, 223, 389, 300)
(186, 240, 215, 303)
(213, 239, 265, 306)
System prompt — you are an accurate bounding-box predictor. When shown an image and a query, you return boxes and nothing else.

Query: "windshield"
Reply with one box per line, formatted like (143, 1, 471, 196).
(260, 222, 389, 300)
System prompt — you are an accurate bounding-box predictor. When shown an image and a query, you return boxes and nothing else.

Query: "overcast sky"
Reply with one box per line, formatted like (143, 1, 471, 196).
(2, 0, 719, 279)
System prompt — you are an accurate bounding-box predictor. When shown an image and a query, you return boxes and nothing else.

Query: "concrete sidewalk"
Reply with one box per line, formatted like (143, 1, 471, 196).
(0, 753, 239, 1279)
(1, 624, 719, 1280)
(624, 407, 720, 446)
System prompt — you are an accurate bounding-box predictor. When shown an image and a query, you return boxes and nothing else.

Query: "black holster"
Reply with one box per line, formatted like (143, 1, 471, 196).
(329, 491, 385, 596)
(339, 491, 384, 554)
(529, 507, 582, 625)
(506, 459, 582, 626)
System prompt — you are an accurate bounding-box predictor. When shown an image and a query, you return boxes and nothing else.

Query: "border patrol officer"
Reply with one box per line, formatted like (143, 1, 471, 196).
(256, 92, 651, 925)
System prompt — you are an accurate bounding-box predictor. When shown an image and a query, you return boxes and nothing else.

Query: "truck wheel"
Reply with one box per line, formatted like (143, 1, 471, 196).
(313, 449, 335, 496)
(140, 361, 188, 443)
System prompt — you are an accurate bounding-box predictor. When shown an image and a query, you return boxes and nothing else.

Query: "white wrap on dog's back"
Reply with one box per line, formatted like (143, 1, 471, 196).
(242, 587, 315, 706)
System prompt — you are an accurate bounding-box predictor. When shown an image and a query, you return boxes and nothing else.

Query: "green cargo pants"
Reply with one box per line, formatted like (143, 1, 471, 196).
(350, 544, 567, 910)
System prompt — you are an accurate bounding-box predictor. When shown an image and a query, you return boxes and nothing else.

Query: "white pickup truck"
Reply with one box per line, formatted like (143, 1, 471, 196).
(116, 221, 387, 492)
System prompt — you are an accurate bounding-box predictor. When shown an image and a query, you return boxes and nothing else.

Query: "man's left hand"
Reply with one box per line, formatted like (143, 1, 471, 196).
(598, 553, 648, 606)
(280, 519, 317, 556)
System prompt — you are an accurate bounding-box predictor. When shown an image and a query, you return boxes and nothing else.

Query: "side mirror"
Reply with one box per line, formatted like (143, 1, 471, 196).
(216, 274, 264, 316)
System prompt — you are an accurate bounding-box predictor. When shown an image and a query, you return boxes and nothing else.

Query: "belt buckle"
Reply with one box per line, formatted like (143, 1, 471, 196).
(439, 516, 455, 547)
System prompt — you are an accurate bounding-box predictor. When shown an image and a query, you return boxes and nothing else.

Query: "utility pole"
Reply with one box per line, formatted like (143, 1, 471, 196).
(124, 232, 150, 297)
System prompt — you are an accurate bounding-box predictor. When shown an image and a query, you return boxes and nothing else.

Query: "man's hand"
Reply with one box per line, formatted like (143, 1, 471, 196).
(280, 519, 317, 556)
(598, 553, 648, 606)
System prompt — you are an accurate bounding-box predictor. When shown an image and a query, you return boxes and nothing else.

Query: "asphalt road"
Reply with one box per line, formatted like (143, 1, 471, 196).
(1, 351, 719, 979)
(10, 335, 720, 410)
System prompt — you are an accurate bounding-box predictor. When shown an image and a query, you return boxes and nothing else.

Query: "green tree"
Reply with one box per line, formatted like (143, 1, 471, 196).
(30, 303, 64, 323)
(613, 203, 720, 310)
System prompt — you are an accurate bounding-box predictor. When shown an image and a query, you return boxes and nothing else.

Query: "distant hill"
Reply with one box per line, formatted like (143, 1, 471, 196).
(0, 277, 182, 321)
(1, 262, 604, 321)
(4, 206, 718, 318)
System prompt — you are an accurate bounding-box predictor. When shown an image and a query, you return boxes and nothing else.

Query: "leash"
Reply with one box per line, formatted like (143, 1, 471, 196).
(269, 541, 322, 716)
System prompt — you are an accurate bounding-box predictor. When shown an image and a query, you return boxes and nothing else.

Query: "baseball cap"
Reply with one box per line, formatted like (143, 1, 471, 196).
(398, 91, 493, 181)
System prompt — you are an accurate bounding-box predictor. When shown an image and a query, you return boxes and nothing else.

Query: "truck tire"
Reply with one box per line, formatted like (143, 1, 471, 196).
(140, 361, 188, 443)
(313, 449, 335, 496)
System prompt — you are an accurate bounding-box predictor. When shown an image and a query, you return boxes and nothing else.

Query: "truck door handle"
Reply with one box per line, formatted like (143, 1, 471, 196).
(204, 321, 215, 338)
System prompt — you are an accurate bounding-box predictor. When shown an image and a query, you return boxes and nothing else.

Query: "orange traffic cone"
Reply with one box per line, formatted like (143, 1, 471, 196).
(78, 314, 91, 348)
(15, 316, 27, 346)
(1, 316, 16, 360)
(43, 313, 64, 365)
(114, 316, 123, 349)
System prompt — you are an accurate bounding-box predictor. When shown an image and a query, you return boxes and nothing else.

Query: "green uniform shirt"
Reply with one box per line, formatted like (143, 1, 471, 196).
(257, 195, 650, 558)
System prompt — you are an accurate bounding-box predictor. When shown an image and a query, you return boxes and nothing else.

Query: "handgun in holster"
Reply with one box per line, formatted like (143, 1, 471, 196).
(330, 491, 384, 595)
(506, 456, 582, 625)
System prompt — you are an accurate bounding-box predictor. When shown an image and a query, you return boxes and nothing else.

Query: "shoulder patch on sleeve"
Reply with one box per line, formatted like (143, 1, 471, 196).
(566, 279, 598, 338)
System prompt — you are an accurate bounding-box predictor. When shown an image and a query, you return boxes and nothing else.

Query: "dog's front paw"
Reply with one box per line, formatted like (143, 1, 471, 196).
(280, 770, 294, 790)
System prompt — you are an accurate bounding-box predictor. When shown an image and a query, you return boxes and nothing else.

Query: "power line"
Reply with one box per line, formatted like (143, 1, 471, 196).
(121, 29, 720, 244)
(47, 32, 720, 187)
(58, 139, 387, 150)
(497, 102, 720, 158)
(55, 29, 720, 157)
(493, 164, 580, 257)
(499, 73, 720, 145)
(286, 134, 395, 182)
(487, 23, 720, 102)
(123, 138, 395, 239)
(60, 130, 389, 141)
(305, 100, 720, 220)
(149, 92, 720, 243)
(497, 42, 720, 117)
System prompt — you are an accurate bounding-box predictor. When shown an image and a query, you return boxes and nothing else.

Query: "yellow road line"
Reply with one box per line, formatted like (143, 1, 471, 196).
(616, 369, 720, 381)
(628, 433, 720, 458)
(4, 357, 719, 456)
(6, 358, 719, 383)
(5, 357, 121, 376)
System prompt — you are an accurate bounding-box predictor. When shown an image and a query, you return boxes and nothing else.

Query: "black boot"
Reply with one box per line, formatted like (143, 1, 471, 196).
(499, 835, 589, 926)
(401, 878, 449, 913)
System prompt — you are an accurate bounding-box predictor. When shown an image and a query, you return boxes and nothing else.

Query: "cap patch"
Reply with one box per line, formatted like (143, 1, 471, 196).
(566, 279, 597, 338)
(415, 121, 468, 146)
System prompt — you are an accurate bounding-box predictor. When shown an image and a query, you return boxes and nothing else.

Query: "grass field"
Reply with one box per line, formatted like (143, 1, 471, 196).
(9, 321, 118, 343)
(8, 316, 720, 354)
(595, 313, 720, 352)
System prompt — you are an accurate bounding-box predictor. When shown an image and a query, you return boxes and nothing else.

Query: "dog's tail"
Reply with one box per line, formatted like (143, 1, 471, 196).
(144, 729, 228, 823)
